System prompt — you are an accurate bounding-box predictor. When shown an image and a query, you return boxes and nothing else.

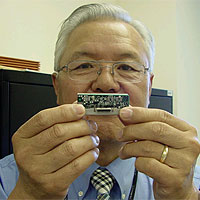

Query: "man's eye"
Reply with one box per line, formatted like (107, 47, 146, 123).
(75, 63, 94, 70)
(117, 64, 138, 71)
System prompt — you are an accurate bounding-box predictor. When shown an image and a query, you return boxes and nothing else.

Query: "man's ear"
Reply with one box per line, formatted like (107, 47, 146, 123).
(51, 73, 60, 105)
(148, 73, 154, 106)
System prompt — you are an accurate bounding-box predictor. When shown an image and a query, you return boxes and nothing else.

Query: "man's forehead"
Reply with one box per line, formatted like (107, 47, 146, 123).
(60, 20, 147, 66)
(67, 19, 144, 45)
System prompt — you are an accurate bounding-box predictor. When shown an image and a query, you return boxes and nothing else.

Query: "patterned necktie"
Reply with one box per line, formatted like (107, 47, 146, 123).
(91, 168, 115, 200)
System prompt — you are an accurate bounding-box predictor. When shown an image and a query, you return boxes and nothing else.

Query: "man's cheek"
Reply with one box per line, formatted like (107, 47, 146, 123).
(59, 87, 77, 104)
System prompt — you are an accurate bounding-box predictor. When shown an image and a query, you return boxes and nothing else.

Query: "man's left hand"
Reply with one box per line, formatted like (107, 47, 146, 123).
(117, 107, 200, 199)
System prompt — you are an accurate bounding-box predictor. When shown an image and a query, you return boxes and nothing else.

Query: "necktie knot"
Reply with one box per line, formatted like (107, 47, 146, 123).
(91, 168, 115, 200)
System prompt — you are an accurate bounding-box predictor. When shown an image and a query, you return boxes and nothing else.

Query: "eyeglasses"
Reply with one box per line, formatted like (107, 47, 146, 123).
(58, 60, 149, 83)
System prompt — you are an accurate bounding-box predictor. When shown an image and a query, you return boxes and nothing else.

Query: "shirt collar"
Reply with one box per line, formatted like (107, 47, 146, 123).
(71, 157, 136, 197)
(106, 157, 136, 195)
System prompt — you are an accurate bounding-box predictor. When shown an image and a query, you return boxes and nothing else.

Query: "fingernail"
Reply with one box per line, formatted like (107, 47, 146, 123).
(91, 134, 100, 145)
(72, 104, 85, 115)
(118, 146, 124, 157)
(87, 120, 98, 133)
(93, 148, 99, 159)
(119, 145, 124, 153)
(120, 108, 133, 120)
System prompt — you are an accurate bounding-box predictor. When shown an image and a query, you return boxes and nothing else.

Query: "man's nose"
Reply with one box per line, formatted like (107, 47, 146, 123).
(91, 66, 120, 93)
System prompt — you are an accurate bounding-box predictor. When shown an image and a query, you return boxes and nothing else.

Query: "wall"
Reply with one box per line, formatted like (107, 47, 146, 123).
(0, 0, 118, 73)
(176, 0, 200, 164)
(0, 0, 199, 164)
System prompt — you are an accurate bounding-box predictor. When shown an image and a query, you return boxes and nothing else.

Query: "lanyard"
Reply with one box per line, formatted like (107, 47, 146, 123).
(128, 169, 138, 200)
(65, 168, 138, 200)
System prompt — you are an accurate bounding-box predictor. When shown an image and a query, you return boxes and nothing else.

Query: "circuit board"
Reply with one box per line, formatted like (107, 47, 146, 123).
(77, 93, 129, 115)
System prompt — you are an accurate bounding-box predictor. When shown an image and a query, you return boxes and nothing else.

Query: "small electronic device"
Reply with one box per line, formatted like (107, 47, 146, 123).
(77, 93, 129, 115)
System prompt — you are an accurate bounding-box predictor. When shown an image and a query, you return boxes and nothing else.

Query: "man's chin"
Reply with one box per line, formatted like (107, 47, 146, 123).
(85, 115, 125, 166)
(87, 115, 124, 141)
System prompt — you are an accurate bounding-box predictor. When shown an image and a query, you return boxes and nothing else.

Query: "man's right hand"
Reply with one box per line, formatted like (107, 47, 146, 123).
(9, 104, 99, 199)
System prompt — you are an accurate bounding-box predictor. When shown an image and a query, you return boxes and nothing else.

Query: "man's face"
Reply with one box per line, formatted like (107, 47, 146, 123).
(53, 19, 153, 143)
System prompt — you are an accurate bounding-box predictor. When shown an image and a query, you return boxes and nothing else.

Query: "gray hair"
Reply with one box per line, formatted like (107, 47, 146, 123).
(54, 3, 155, 72)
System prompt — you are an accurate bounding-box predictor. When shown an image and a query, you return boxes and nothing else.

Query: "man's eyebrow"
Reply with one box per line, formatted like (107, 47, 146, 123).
(117, 53, 141, 61)
(70, 51, 96, 61)
(69, 51, 142, 63)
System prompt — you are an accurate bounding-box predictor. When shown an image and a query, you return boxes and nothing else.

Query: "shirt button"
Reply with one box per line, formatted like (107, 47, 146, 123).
(78, 191, 84, 197)
(122, 194, 126, 199)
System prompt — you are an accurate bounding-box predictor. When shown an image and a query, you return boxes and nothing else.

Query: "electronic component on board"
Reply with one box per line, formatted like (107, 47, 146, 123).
(77, 93, 129, 115)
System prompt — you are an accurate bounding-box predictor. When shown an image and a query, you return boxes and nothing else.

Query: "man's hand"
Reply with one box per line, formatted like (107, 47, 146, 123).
(118, 106, 200, 199)
(9, 104, 99, 199)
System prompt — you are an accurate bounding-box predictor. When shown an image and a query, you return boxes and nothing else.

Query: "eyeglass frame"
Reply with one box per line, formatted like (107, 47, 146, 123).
(57, 60, 150, 83)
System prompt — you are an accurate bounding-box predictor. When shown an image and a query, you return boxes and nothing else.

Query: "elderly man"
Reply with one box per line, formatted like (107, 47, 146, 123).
(0, 3, 200, 200)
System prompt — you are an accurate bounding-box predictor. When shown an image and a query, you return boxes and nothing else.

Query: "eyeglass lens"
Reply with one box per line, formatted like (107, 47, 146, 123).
(67, 61, 144, 83)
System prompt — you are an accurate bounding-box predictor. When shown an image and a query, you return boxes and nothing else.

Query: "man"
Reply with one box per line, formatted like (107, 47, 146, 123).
(0, 3, 200, 199)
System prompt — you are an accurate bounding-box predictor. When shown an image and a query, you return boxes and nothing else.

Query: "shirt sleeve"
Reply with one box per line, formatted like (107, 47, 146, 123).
(193, 165, 200, 190)
(0, 154, 19, 200)
(0, 176, 7, 200)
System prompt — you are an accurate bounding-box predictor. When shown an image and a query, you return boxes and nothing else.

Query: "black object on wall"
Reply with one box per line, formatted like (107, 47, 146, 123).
(0, 69, 173, 158)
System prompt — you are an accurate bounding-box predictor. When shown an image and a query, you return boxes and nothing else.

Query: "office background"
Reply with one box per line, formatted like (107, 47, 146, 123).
(1, 0, 200, 164)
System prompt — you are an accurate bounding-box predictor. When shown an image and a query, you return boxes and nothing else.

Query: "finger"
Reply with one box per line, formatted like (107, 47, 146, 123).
(119, 107, 193, 132)
(119, 140, 164, 160)
(27, 120, 97, 154)
(16, 104, 85, 138)
(43, 149, 99, 191)
(119, 141, 194, 169)
(37, 135, 100, 173)
(116, 122, 189, 148)
(135, 157, 185, 186)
